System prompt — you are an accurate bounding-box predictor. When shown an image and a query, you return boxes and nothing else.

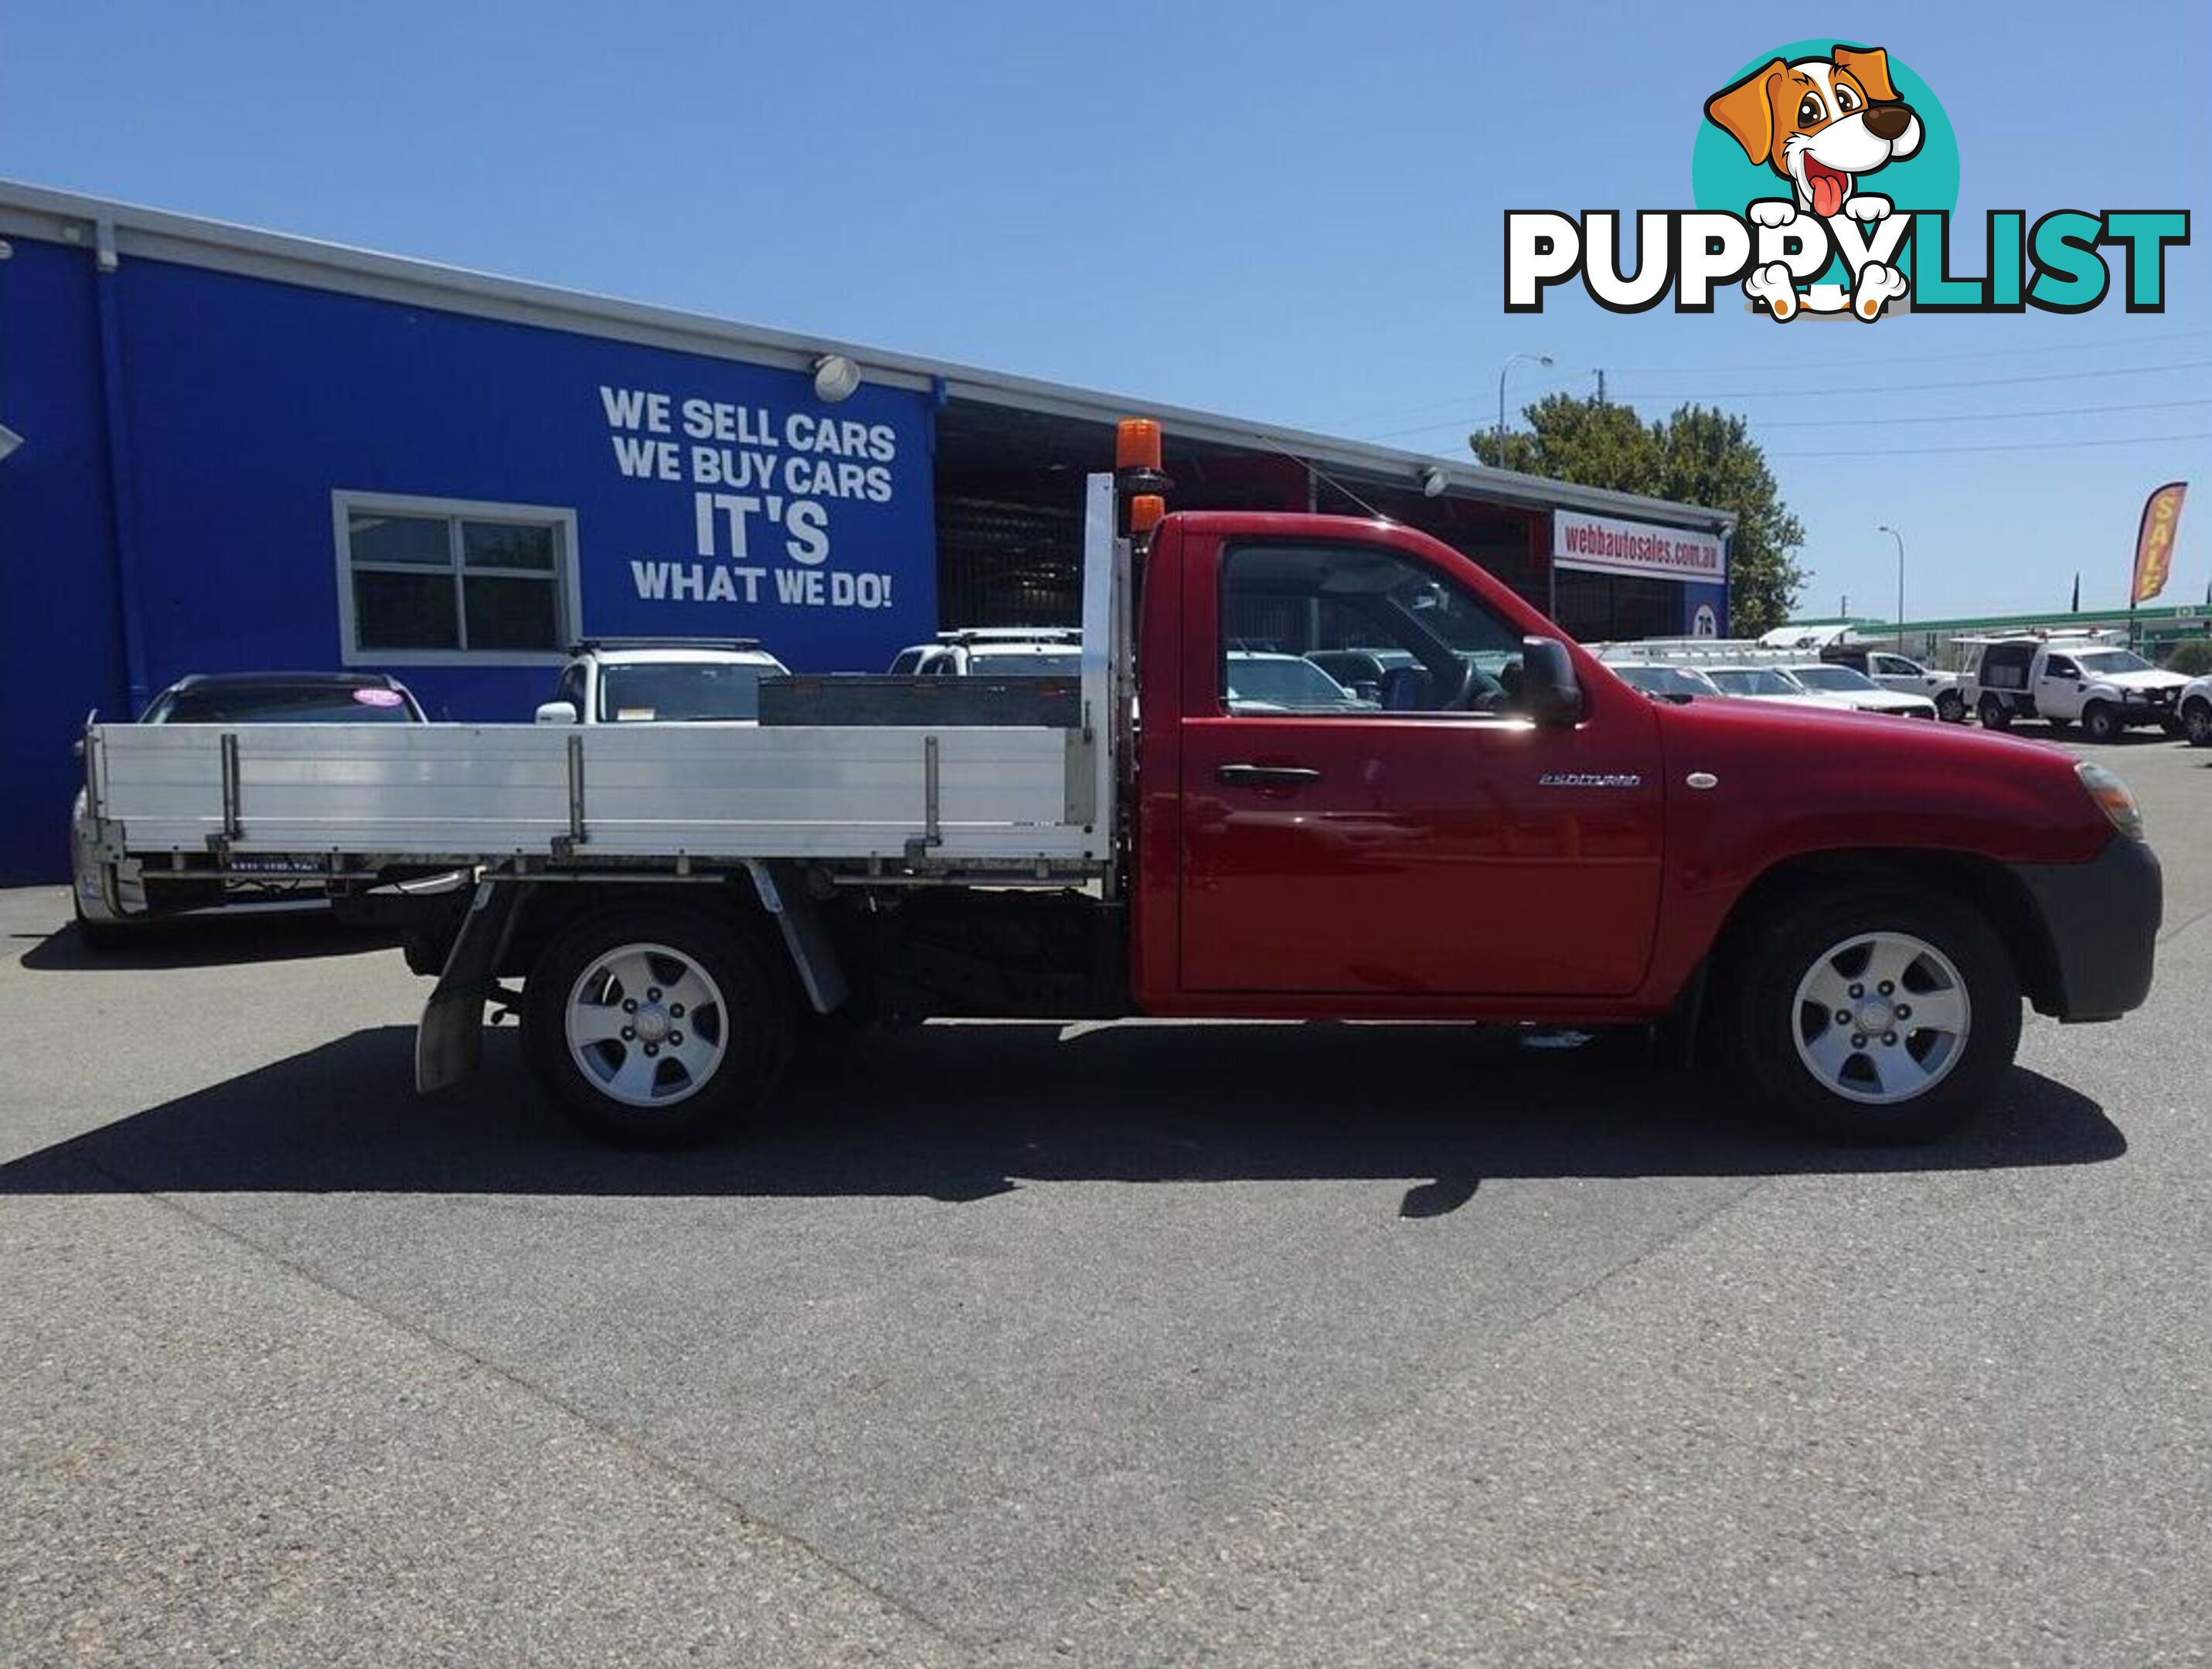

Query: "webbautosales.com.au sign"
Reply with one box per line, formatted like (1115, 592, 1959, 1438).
(1505, 40, 2187, 322)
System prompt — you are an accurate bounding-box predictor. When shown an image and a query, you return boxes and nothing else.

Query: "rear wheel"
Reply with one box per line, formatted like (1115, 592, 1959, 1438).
(521, 906, 794, 1147)
(1727, 888, 2020, 1144)
(2185, 700, 2212, 748)
(2081, 702, 2121, 743)
(71, 896, 134, 952)
(1977, 695, 2012, 730)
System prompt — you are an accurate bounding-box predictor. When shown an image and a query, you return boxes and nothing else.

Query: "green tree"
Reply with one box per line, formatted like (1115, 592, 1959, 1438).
(2165, 637, 2212, 676)
(1471, 396, 1807, 634)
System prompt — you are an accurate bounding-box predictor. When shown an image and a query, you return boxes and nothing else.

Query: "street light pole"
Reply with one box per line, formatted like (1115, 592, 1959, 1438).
(1877, 525, 1906, 653)
(1496, 352, 1554, 461)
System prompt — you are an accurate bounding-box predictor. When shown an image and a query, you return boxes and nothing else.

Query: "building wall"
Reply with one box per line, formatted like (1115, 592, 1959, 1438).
(0, 238, 938, 880)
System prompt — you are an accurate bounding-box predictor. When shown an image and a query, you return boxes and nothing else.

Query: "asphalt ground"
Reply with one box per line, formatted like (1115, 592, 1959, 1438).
(3, 731, 2207, 1667)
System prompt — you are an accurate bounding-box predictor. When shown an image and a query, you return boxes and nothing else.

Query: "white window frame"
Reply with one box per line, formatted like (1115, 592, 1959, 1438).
(332, 490, 581, 667)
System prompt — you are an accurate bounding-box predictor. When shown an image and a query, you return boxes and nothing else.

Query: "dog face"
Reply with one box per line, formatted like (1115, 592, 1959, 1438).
(1705, 46, 1924, 217)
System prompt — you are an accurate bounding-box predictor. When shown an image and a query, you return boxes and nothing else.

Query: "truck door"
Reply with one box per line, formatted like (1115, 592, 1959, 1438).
(1175, 532, 1666, 998)
(2037, 653, 2083, 717)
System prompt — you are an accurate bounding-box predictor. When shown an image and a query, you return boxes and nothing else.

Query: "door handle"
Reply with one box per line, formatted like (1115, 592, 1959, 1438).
(1216, 763, 1321, 787)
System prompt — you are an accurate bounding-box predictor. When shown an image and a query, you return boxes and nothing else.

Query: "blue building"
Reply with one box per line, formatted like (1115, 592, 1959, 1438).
(0, 180, 1731, 882)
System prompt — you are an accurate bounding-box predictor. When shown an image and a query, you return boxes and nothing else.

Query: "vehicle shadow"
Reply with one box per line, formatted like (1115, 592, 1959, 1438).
(0, 1021, 2125, 1212)
(13, 915, 400, 973)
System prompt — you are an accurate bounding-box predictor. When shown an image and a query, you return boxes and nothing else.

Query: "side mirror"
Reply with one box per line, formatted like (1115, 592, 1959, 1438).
(1520, 636, 1584, 726)
(533, 699, 580, 726)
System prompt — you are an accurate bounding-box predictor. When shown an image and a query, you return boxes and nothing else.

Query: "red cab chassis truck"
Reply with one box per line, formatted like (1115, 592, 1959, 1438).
(77, 463, 2161, 1146)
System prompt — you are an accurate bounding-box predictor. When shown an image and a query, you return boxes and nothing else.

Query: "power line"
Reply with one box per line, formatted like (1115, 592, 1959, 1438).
(1360, 357, 2212, 440)
(1761, 395, 2212, 430)
(1601, 325, 2212, 379)
(1329, 326, 2212, 434)
(1768, 430, 2212, 459)
(1602, 357, 2212, 400)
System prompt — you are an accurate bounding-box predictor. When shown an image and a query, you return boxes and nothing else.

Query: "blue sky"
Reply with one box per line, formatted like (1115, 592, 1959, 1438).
(4, 0, 2206, 621)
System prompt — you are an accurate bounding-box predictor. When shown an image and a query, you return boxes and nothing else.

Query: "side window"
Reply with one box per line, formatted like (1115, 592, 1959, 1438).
(553, 664, 587, 716)
(2044, 655, 2078, 679)
(1872, 654, 1909, 676)
(1220, 541, 1524, 718)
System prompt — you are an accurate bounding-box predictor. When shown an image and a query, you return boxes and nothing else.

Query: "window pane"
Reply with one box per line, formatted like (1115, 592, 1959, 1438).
(349, 512, 451, 566)
(464, 575, 560, 650)
(354, 570, 459, 649)
(1220, 542, 1521, 716)
(463, 520, 556, 571)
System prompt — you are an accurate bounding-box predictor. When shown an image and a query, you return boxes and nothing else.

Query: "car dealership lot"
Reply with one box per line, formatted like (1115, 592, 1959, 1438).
(4, 736, 2208, 1667)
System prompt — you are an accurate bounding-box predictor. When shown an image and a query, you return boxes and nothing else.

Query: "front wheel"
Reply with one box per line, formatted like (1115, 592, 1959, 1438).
(2081, 702, 2121, 743)
(1936, 689, 1966, 723)
(1977, 695, 2012, 730)
(1727, 889, 2020, 1144)
(521, 906, 794, 1147)
(2184, 700, 2212, 748)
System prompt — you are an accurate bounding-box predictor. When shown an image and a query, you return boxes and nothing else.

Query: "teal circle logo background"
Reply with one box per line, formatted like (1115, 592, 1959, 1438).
(1691, 40, 1959, 284)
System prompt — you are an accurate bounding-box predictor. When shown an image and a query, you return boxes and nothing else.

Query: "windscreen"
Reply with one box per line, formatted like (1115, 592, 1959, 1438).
(598, 663, 772, 722)
(2077, 651, 2153, 675)
(967, 650, 1082, 678)
(1616, 665, 1716, 696)
(1788, 665, 1877, 692)
(1708, 668, 1801, 695)
(148, 685, 420, 723)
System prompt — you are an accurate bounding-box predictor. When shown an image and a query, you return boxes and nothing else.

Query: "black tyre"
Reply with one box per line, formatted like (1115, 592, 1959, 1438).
(1977, 695, 2012, 730)
(520, 905, 794, 1147)
(1936, 689, 1966, 723)
(71, 898, 134, 952)
(2081, 702, 2120, 743)
(2185, 700, 2212, 748)
(1725, 888, 2020, 1144)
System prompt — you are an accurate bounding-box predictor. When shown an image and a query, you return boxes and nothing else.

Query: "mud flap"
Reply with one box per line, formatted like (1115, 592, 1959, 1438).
(415, 880, 527, 1093)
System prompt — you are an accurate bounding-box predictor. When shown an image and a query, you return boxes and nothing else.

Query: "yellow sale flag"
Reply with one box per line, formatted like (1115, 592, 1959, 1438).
(2132, 481, 2187, 605)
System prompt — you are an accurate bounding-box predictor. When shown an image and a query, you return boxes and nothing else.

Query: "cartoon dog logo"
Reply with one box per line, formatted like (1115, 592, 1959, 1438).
(1705, 44, 1924, 319)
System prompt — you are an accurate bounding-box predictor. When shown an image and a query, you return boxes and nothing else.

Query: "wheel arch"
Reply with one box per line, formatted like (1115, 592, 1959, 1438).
(1703, 847, 2063, 1019)
(494, 869, 845, 1015)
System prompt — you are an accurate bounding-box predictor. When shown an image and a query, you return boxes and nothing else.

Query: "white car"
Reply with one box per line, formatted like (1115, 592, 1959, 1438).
(1608, 662, 1724, 702)
(1777, 663, 1940, 719)
(1820, 647, 1969, 721)
(1223, 651, 1376, 713)
(536, 638, 790, 725)
(2180, 674, 2212, 747)
(1703, 665, 1862, 710)
(887, 627, 1083, 678)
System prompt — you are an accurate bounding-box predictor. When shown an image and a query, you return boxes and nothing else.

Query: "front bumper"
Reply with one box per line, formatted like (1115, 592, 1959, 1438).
(2010, 836, 2162, 1021)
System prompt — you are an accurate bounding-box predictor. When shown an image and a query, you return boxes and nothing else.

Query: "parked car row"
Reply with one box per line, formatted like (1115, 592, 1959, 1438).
(1598, 645, 1940, 720)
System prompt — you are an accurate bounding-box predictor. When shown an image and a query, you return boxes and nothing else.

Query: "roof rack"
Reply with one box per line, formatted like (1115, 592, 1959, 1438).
(1588, 638, 1805, 666)
(567, 637, 763, 653)
(934, 627, 1082, 644)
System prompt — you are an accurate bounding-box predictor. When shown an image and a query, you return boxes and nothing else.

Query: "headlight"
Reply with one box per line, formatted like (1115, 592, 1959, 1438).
(2076, 761, 2145, 841)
